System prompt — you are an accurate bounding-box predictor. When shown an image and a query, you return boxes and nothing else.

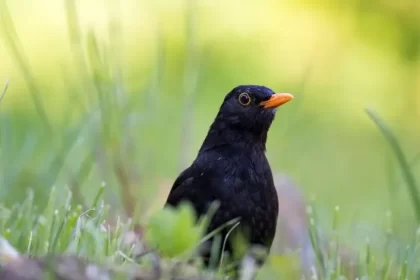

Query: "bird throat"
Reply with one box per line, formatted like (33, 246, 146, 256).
(199, 118, 269, 154)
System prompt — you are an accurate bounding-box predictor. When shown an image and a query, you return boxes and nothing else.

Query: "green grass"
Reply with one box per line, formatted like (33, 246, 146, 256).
(366, 108, 420, 223)
(0, 187, 419, 279)
(1, 0, 420, 279)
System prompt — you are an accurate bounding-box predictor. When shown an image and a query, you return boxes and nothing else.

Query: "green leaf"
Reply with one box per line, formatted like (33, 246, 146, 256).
(145, 202, 202, 258)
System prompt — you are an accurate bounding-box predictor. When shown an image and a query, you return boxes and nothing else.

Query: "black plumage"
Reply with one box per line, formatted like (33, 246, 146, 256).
(164, 85, 294, 270)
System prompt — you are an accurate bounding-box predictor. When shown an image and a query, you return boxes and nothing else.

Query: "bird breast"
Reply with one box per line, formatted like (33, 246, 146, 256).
(215, 150, 279, 231)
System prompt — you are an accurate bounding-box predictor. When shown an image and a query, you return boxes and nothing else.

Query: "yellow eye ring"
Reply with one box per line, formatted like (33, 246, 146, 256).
(238, 92, 251, 106)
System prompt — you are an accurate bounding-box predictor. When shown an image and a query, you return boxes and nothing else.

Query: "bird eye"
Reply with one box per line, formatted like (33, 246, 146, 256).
(238, 92, 251, 106)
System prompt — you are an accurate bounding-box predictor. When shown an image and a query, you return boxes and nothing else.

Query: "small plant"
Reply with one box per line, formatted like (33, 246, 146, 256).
(145, 202, 204, 258)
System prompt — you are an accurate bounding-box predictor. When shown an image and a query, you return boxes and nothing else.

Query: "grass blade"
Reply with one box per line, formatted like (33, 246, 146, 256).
(0, 2, 52, 133)
(0, 78, 10, 105)
(365, 108, 420, 222)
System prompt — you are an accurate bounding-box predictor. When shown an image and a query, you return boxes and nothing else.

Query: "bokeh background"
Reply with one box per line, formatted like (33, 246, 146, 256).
(1, 0, 420, 250)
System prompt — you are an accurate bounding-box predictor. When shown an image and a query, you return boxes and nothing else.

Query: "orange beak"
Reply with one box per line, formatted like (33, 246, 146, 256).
(260, 93, 294, 109)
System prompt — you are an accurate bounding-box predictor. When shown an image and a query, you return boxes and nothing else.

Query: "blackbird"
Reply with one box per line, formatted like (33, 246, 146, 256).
(164, 85, 294, 270)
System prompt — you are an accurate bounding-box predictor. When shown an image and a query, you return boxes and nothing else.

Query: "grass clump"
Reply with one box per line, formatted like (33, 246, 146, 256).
(0, 187, 419, 279)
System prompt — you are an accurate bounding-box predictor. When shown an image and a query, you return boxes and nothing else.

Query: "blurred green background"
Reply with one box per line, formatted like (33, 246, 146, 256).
(1, 0, 419, 241)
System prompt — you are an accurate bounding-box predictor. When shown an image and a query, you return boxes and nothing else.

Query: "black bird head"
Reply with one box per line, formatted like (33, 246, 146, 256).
(201, 85, 294, 151)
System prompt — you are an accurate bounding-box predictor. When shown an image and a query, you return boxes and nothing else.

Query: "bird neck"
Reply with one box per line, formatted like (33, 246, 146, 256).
(199, 119, 268, 153)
